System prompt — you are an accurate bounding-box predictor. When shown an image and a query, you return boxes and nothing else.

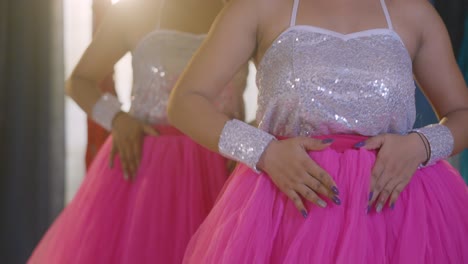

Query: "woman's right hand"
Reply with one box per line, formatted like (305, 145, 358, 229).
(109, 112, 159, 180)
(257, 137, 340, 218)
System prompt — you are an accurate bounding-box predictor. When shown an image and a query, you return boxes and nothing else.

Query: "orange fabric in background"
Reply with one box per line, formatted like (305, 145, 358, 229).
(86, 0, 116, 169)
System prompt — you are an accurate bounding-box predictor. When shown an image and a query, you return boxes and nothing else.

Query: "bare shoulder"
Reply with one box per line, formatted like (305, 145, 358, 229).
(215, 0, 261, 35)
(104, 0, 162, 50)
(256, 0, 292, 25)
(102, 0, 140, 27)
(109, 0, 158, 19)
(226, 0, 288, 26)
(393, 0, 440, 26)
(395, 0, 449, 50)
(387, 0, 444, 59)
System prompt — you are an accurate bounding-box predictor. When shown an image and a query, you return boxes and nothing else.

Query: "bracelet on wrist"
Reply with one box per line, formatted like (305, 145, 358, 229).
(91, 93, 122, 131)
(218, 119, 276, 173)
(411, 124, 454, 166)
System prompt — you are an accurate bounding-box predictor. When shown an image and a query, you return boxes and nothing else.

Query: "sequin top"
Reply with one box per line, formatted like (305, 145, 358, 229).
(256, 4, 415, 137)
(130, 30, 246, 125)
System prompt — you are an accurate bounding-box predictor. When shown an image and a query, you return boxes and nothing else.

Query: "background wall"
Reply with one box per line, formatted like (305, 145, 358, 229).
(0, 0, 65, 263)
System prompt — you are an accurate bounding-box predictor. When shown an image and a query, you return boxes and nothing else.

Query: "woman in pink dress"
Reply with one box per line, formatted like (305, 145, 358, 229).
(168, 0, 468, 262)
(28, 0, 247, 263)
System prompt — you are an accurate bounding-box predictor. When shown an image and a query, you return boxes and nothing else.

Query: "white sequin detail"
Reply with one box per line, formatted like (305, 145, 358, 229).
(256, 28, 416, 137)
(91, 93, 122, 131)
(219, 120, 275, 172)
(130, 31, 246, 125)
(413, 124, 454, 165)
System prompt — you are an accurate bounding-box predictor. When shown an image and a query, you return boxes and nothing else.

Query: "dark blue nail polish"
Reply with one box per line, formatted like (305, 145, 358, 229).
(369, 192, 374, 201)
(331, 186, 340, 195)
(390, 203, 395, 210)
(322, 138, 334, 144)
(354, 141, 365, 148)
(301, 210, 308, 219)
(366, 205, 371, 214)
(332, 196, 341, 205)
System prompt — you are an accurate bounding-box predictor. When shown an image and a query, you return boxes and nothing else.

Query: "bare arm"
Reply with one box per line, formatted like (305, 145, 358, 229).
(65, 2, 131, 115)
(413, 2, 468, 154)
(67, 1, 160, 179)
(168, 0, 258, 152)
(169, 0, 339, 216)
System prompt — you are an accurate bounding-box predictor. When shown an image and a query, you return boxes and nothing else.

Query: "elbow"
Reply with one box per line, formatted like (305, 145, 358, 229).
(64, 77, 73, 97)
(65, 74, 82, 98)
(65, 73, 97, 100)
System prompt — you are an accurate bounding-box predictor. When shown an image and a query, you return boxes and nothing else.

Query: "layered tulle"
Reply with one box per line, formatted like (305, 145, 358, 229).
(184, 135, 468, 264)
(28, 126, 229, 264)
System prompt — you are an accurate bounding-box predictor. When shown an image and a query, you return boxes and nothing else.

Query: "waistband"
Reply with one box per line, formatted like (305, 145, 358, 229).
(277, 134, 370, 152)
(154, 128, 370, 152)
(153, 125, 185, 136)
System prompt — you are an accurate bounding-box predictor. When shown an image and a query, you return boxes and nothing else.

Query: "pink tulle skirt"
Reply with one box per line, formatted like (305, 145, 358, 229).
(28, 126, 229, 264)
(184, 134, 468, 263)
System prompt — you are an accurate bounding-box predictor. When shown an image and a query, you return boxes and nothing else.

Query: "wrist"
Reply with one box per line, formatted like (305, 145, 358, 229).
(91, 93, 122, 131)
(111, 111, 126, 130)
(256, 140, 277, 171)
(408, 132, 429, 165)
(411, 124, 454, 166)
(218, 119, 276, 173)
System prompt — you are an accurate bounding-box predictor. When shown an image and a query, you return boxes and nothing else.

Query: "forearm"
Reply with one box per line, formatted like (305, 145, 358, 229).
(168, 91, 230, 152)
(66, 74, 122, 131)
(167, 0, 262, 166)
(169, 89, 275, 172)
(66, 75, 104, 116)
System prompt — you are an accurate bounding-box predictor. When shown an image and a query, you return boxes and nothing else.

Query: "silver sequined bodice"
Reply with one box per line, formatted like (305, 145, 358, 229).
(256, 26, 416, 137)
(130, 30, 246, 124)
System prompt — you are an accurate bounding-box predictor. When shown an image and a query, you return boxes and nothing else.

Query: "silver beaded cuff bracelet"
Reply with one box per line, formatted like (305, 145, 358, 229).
(412, 124, 454, 166)
(91, 93, 122, 131)
(218, 119, 276, 173)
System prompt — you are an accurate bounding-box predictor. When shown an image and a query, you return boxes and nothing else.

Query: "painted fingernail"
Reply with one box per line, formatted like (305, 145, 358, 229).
(390, 203, 395, 210)
(376, 203, 383, 213)
(369, 192, 374, 201)
(332, 196, 341, 205)
(354, 141, 365, 148)
(331, 186, 340, 195)
(301, 209, 308, 219)
(366, 205, 371, 214)
(322, 138, 334, 144)
(317, 199, 327, 208)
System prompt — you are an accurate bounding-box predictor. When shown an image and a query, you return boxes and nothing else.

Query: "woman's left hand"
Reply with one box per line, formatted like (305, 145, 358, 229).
(359, 133, 428, 213)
